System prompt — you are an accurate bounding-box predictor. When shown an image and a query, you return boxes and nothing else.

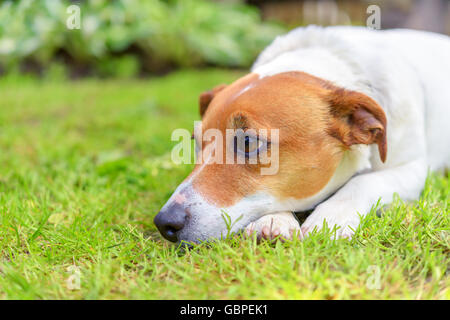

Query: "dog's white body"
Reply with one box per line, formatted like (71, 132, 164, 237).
(250, 26, 450, 238)
(254, 26, 450, 171)
(157, 26, 450, 243)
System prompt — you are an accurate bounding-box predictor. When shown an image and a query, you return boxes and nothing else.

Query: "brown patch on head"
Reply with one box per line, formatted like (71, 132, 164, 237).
(191, 71, 387, 208)
(198, 73, 259, 118)
(199, 84, 227, 117)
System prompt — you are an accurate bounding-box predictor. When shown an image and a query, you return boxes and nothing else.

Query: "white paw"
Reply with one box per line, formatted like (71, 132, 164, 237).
(244, 212, 302, 242)
(301, 202, 362, 240)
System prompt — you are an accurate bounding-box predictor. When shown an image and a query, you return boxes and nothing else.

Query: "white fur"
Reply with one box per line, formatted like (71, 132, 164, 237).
(161, 26, 450, 243)
(245, 211, 302, 241)
(250, 26, 449, 239)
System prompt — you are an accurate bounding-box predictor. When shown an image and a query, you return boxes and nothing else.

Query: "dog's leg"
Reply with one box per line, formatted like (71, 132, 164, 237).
(301, 158, 427, 239)
(244, 211, 302, 242)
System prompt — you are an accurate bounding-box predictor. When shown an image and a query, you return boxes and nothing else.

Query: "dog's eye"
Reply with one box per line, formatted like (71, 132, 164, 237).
(234, 132, 263, 158)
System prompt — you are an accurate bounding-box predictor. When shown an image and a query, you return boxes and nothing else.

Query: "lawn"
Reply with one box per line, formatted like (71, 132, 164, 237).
(0, 69, 448, 299)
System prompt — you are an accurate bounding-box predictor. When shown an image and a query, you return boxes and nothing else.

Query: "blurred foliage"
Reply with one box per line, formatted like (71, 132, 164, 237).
(0, 0, 285, 77)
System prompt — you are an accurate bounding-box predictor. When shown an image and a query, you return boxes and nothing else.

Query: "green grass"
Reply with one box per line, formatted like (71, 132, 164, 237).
(0, 69, 448, 299)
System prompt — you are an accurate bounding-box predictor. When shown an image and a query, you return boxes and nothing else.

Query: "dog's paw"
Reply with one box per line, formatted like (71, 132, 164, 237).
(300, 202, 360, 240)
(244, 212, 302, 242)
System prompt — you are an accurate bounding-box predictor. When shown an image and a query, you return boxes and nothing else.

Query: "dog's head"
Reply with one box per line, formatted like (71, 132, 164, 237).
(154, 71, 386, 243)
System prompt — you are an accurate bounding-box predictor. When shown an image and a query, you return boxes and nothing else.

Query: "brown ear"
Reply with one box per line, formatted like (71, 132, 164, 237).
(327, 88, 387, 162)
(199, 84, 227, 117)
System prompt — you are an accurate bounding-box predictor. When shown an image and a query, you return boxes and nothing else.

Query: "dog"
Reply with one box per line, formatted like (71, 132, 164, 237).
(154, 26, 450, 244)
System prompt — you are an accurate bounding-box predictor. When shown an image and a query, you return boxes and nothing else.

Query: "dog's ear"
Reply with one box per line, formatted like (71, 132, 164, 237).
(327, 88, 387, 162)
(199, 84, 227, 117)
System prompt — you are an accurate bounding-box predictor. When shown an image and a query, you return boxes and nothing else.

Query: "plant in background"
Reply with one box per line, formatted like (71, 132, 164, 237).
(0, 0, 67, 73)
(0, 0, 285, 77)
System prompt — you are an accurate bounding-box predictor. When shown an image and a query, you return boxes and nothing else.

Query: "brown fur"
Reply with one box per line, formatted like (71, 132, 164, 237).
(190, 71, 387, 207)
(199, 84, 227, 117)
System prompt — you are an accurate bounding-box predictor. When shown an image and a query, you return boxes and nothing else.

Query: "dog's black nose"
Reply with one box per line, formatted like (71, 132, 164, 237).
(154, 203, 188, 242)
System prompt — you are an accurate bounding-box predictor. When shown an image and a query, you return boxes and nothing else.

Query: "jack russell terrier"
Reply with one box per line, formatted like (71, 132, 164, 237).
(154, 26, 450, 244)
